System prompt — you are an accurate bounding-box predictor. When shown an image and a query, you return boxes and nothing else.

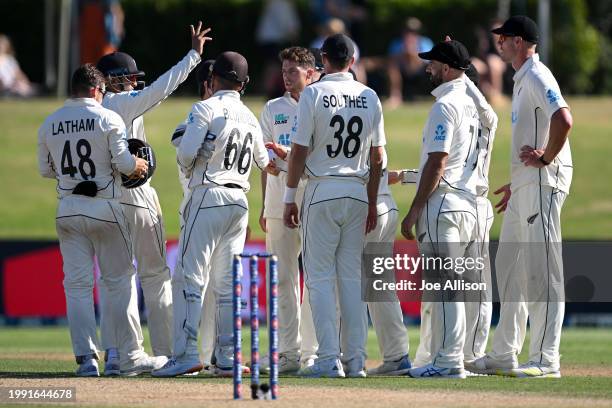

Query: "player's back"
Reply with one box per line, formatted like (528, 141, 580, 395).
(297, 72, 384, 182)
(187, 90, 267, 191)
(39, 98, 127, 200)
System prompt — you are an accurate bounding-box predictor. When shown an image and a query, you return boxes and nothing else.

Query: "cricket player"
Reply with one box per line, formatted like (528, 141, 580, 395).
(153, 51, 275, 377)
(259, 46, 320, 373)
(170, 60, 217, 372)
(95, 22, 211, 373)
(37, 64, 165, 376)
(411, 63, 498, 369)
(469, 16, 573, 378)
(284, 34, 385, 378)
(400, 40, 481, 379)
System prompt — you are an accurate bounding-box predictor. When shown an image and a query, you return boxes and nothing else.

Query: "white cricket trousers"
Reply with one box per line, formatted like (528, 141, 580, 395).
(366, 195, 409, 362)
(490, 183, 566, 369)
(172, 186, 248, 360)
(415, 190, 477, 369)
(101, 183, 173, 357)
(414, 195, 492, 366)
(265, 218, 317, 362)
(300, 179, 368, 365)
(178, 191, 216, 366)
(56, 196, 146, 368)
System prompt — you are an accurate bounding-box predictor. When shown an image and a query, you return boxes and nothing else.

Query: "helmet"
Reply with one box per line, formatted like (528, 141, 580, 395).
(121, 139, 156, 189)
(97, 52, 145, 77)
(97, 52, 146, 91)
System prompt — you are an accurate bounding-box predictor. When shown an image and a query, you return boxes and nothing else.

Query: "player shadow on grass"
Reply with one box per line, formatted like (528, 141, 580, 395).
(0, 371, 76, 378)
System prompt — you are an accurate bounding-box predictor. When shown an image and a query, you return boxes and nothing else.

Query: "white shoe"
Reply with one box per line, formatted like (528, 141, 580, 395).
(509, 361, 561, 378)
(344, 358, 367, 378)
(76, 357, 99, 377)
(150, 357, 202, 377)
(368, 355, 412, 376)
(297, 358, 345, 378)
(407, 363, 466, 379)
(121, 355, 168, 377)
(301, 356, 316, 369)
(464, 355, 517, 376)
(277, 354, 301, 374)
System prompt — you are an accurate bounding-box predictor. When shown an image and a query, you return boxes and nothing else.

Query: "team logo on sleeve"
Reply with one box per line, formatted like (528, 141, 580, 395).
(546, 89, 560, 104)
(129, 91, 140, 98)
(433, 124, 446, 141)
(278, 133, 291, 146)
(274, 113, 289, 125)
(188, 112, 195, 124)
(512, 111, 518, 124)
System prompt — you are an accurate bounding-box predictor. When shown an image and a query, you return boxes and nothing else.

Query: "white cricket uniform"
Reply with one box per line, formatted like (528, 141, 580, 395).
(172, 90, 269, 363)
(100, 49, 202, 356)
(414, 77, 498, 366)
(365, 153, 409, 362)
(260, 92, 316, 363)
(171, 121, 217, 366)
(38, 97, 149, 370)
(414, 78, 480, 370)
(293, 72, 386, 366)
(489, 54, 570, 369)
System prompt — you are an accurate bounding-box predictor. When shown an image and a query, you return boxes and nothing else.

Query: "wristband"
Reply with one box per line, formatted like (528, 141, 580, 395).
(539, 155, 550, 166)
(283, 187, 297, 204)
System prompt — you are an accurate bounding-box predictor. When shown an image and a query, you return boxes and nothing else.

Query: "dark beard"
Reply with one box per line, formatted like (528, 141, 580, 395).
(429, 72, 443, 88)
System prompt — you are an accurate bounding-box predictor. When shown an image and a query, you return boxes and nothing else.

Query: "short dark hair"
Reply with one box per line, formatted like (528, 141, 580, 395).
(323, 53, 352, 70)
(278, 47, 315, 69)
(213, 73, 243, 91)
(71, 64, 105, 96)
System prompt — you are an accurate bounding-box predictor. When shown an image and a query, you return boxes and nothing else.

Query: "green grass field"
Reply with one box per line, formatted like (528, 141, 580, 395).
(1, 97, 612, 240)
(1, 326, 611, 407)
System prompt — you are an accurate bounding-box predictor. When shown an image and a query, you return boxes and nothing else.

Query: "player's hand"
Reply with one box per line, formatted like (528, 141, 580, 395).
(494, 183, 512, 213)
(519, 145, 547, 168)
(365, 203, 378, 234)
(401, 209, 419, 240)
(265, 142, 288, 160)
(265, 161, 280, 176)
(259, 208, 267, 233)
(130, 156, 148, 179)
(190, 21, 212, 55)
(387, 170, 402, 185)
(283, 202, 299, 229)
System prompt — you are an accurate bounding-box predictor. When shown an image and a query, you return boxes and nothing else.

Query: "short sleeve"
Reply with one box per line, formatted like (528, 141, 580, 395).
(423, 102, 455, 154)
(371, 96, 386, 147)
(291, 87, 315, 147)
(259, 102, 274, 144)
(530, 73, 569, 119)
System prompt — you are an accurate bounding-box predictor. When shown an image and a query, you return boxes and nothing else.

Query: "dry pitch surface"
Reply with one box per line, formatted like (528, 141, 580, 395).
(2, 328, 612, 407)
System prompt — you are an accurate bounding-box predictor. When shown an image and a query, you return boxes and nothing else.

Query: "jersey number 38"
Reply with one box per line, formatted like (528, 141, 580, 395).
(327, 115, 363, 158)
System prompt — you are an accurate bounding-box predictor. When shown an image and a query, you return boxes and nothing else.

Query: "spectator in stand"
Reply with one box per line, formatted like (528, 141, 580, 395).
(386, 17, 434, 108)
(471, 20, 509, 106)
(0, 34, 35, 97)
(79, 0, 124, 64)
(310, 18, 366, 83)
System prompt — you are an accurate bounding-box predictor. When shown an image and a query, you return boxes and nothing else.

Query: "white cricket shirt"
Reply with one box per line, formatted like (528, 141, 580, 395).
(260, 92, 306, 219)
(418, 78, 481, 197)
(510, 53, 572, 193)
(292, 72, 386, 185)
(38, 98, 135, 200)
(178, 90, 269, 192)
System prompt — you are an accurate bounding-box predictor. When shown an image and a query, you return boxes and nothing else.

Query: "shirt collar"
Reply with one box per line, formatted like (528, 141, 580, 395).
(513, 53, 538, 83)
(64, 97, 101, 107)
(430, 77, 466, 100)
(284, 91, 298, 106)
(213, 90, 241, 99)
(320, 72, 353, 82)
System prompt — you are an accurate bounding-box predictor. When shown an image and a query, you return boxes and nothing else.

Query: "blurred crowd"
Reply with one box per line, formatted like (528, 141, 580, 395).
(257, 0, 509, 107)
(2, 0, 510, 106)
